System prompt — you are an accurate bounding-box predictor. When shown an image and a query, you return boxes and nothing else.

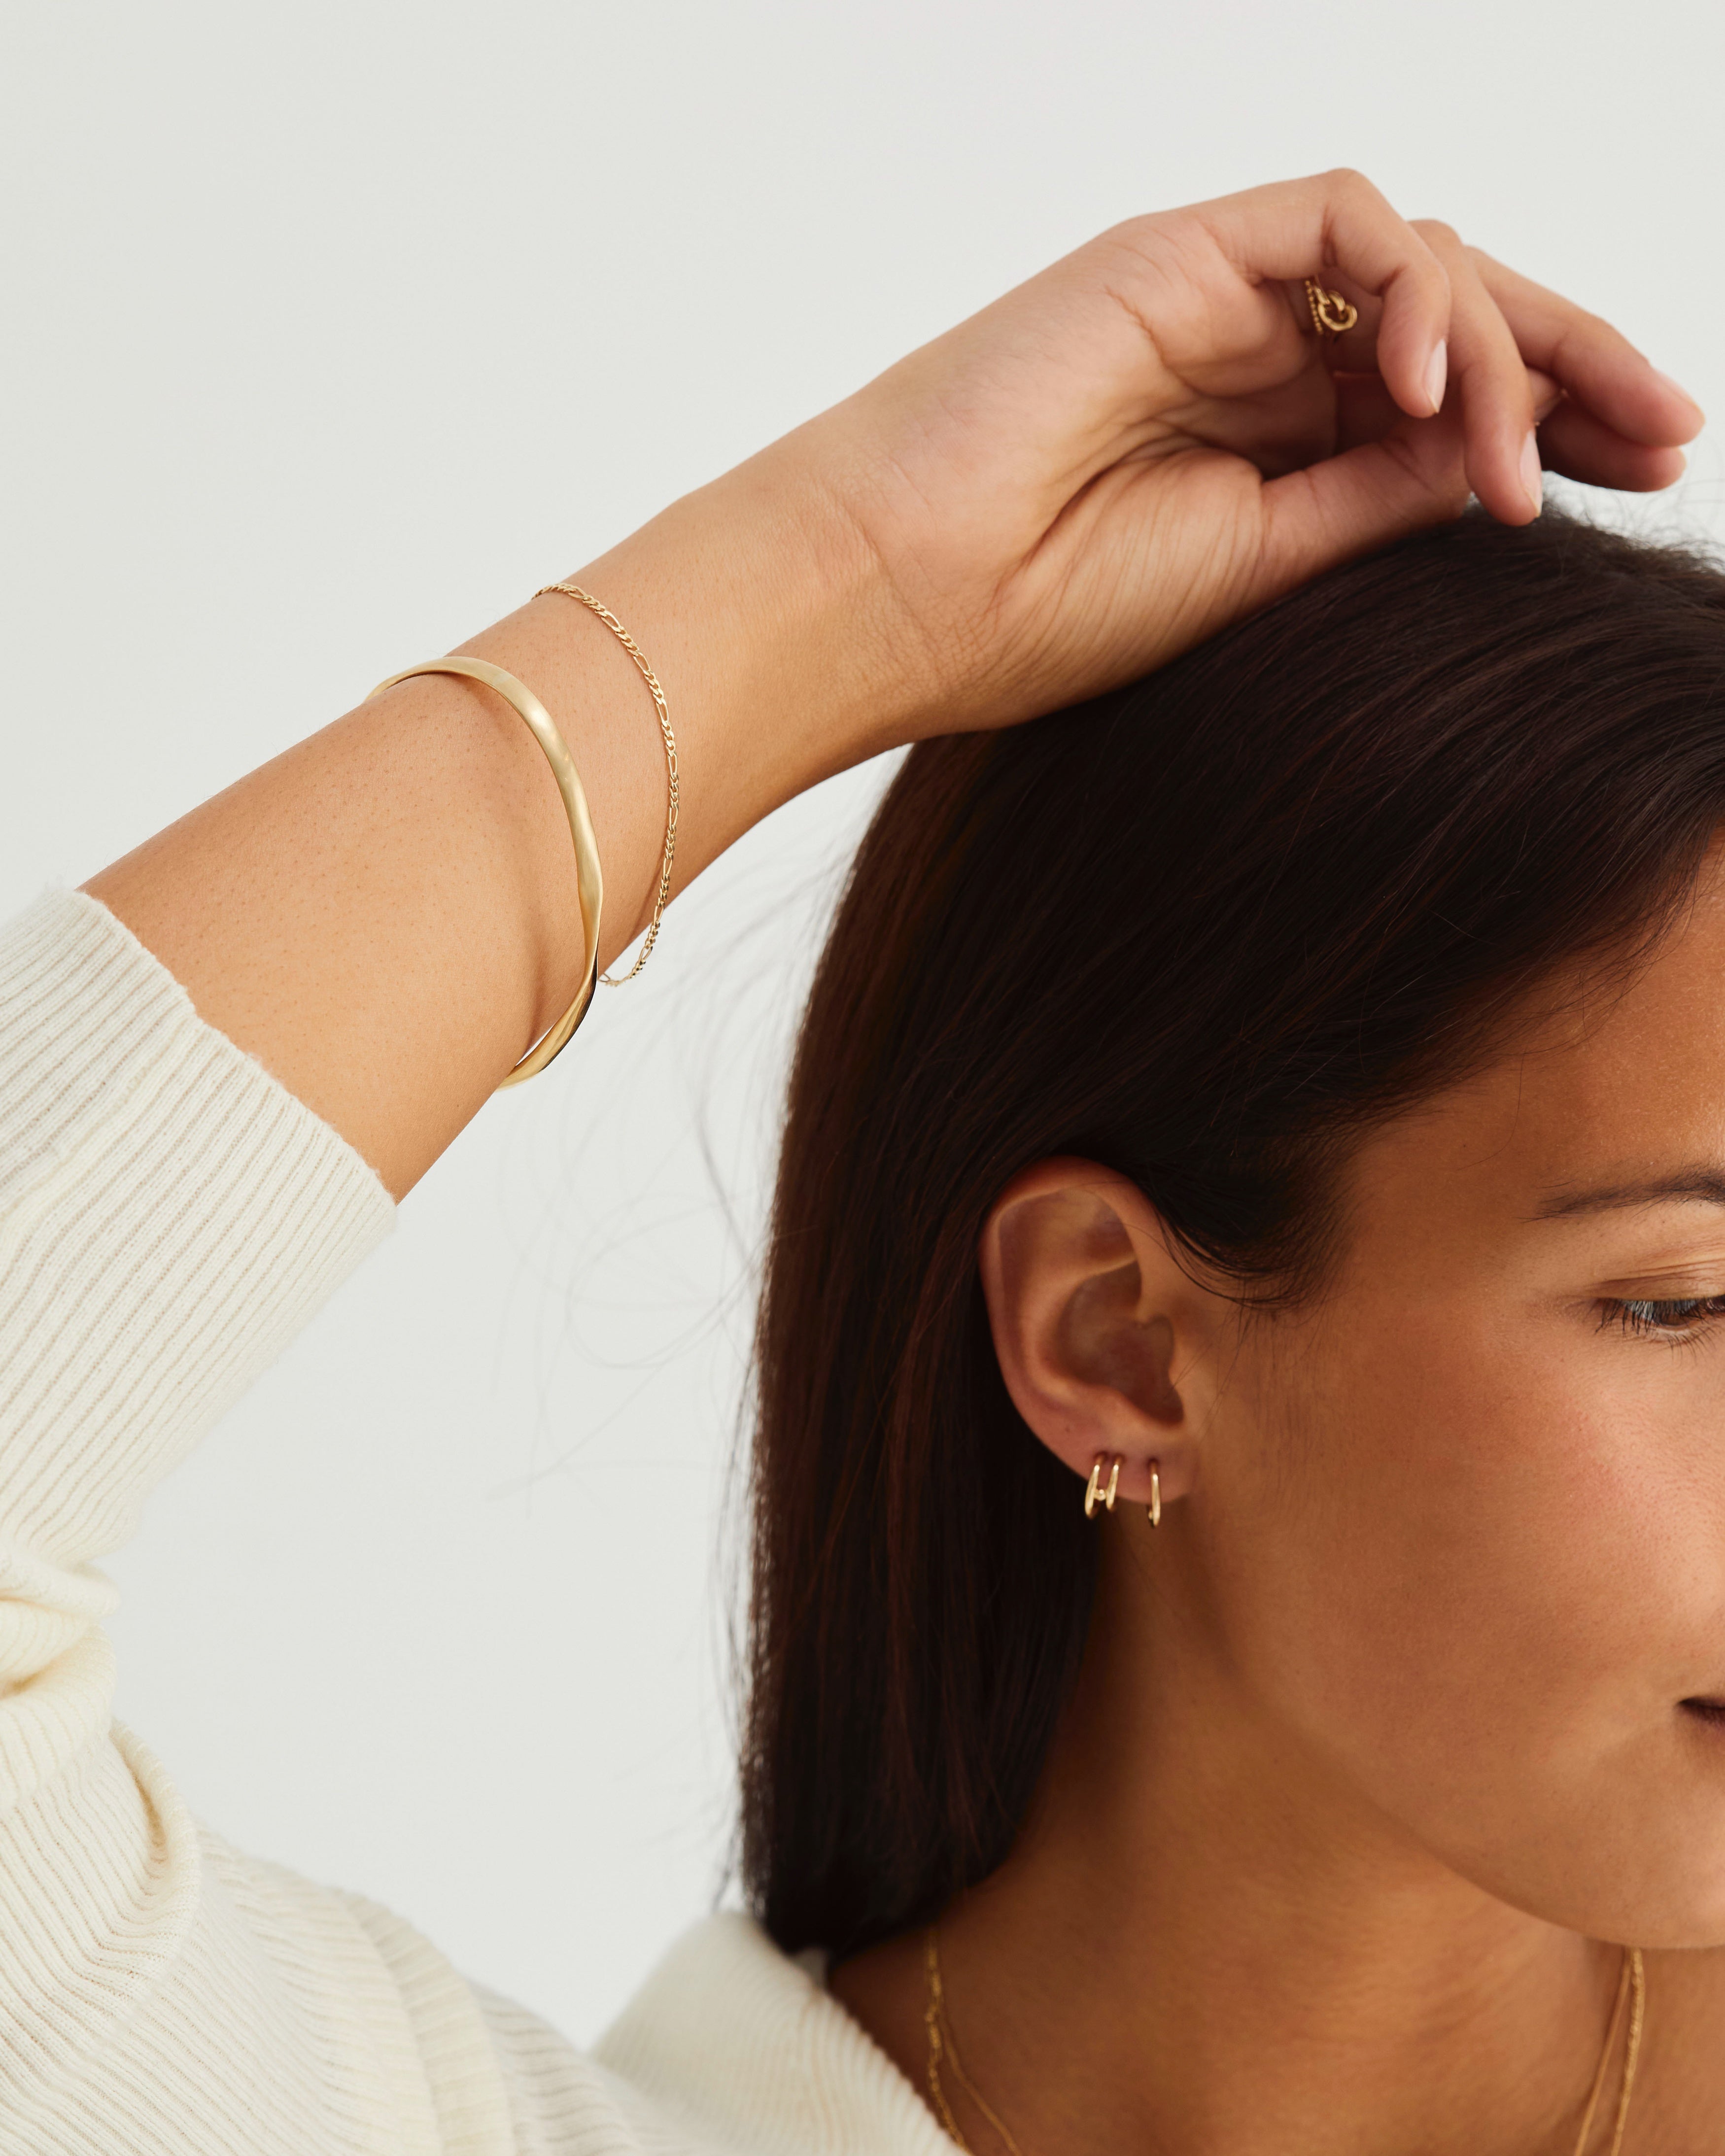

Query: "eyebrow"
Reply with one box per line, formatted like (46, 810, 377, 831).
(1533, 1168, 1725, 1220)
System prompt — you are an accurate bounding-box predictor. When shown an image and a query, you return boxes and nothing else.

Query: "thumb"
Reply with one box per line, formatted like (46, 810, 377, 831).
(1252, 416, 1475, 608)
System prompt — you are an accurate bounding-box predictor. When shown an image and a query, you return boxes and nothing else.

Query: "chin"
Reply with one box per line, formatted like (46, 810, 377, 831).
(1429, 1731, 1725, 1950)
(1550, 1735, 1725, 1950)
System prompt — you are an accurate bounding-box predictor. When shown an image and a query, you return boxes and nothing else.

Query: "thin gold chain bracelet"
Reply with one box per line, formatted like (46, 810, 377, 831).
(535, 581, 679, 985)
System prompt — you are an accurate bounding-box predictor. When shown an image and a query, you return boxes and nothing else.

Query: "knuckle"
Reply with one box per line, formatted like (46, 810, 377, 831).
(1097, 206, 1179, 264)
(1412, 217, 1462, 252)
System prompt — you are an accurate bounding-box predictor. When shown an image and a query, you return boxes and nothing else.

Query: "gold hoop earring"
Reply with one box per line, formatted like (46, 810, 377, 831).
(1083, 1454, 1121, 1518)
(1148, 1460, 1161, 1528)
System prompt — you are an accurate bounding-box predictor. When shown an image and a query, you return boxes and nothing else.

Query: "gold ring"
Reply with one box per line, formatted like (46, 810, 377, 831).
(1304, 277, 1358, 338)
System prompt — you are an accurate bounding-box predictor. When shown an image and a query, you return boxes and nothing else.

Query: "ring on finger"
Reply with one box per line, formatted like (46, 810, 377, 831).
(1304, 278, 1359, 338)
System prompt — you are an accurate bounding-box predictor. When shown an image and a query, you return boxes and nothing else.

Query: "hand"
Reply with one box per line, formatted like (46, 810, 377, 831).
(781, 169, 1704, 748)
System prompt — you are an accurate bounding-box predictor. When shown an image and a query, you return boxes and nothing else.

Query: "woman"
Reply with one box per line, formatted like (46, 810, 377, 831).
(0, 169, 1714, 2152)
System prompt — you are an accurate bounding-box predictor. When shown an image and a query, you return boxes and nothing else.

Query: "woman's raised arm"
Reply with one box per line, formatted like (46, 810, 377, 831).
(85, 171, 1700, 1198)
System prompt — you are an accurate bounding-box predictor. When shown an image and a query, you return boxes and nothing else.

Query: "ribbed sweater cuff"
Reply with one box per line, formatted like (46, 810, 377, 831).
(0, 888, 394, 1697)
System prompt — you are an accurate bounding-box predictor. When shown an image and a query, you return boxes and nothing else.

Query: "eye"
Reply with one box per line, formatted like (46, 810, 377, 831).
(1602, 1296, 1725, 1339)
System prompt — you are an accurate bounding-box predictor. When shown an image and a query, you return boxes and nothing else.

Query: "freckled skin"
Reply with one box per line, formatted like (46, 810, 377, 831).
(833, 853, 1725, 2153)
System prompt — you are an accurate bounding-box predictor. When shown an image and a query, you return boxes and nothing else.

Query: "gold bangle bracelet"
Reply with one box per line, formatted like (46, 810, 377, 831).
(366, 655, 604, 1088)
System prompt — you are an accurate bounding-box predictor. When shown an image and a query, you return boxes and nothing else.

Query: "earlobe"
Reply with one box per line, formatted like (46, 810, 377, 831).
(979, 1156, 1212, 1516)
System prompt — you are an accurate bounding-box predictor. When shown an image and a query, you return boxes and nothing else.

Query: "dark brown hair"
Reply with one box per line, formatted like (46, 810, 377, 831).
(742, 508, 1725, 1958)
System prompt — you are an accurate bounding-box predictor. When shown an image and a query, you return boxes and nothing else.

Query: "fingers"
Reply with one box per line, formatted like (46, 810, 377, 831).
(1470, 250, 1704, 450)
(1200, 174, 1703, 529)
(1329, 365, 1562, 457)
(1537, 399, 1689, 493)
(1259, 348, 1684, 619)
(1307, 225, 1673, 525)
(1193, 170, 1451, 424)
(1255, 415, 1473, 599)
(1408, 221, 1549, 525)
(1252, 351, 1614, 606)
(1193, 173, 1553, 523)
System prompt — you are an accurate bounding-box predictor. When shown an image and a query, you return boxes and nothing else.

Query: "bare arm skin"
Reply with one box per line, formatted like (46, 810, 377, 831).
(86, 173, 1702, 1198)
(86, 471, 879, 1197)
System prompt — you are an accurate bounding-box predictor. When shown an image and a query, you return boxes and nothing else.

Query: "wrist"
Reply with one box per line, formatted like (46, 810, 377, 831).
(583, 431, 926, 790)
(454, 446, 896, 1032)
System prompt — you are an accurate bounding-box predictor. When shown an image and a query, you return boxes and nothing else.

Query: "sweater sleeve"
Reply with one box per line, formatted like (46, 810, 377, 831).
(0, 890, 436, 2149)
(0, 891, 667, 2156)
(0, 888, 394, 1749)
(0, 888, 397, 1587)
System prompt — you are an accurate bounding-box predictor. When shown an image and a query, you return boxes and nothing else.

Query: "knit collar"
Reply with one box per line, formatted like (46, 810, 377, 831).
(593, 1911, 951, 2156)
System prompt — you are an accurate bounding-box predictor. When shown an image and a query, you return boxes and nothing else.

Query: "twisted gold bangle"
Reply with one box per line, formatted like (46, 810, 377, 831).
(367, 655, 603, 1088)
(535, 582, 678, 984)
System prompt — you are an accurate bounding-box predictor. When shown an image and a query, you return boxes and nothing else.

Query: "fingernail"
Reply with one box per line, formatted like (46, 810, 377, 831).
(1423, 340, 1448, 416)
(1653, 368, 1706, 421)
(1520, 432, 1544, 518)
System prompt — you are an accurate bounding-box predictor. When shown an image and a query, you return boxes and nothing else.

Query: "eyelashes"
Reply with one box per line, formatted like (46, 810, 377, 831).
(1600, 1295, 1725, 1341)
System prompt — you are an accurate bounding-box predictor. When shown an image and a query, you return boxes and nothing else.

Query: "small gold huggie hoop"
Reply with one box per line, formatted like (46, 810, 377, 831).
(1304, 276, 1358, 337)
(1084, 1454, 1121, 1518)
(1148, 1460, 1161, 1529)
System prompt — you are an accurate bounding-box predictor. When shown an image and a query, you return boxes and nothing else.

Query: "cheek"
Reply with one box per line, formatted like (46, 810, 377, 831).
(1193, 1311, 1725, 1931)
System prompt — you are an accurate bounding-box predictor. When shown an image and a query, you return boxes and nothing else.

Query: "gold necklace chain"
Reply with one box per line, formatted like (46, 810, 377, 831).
(923, 1926, 1645, 2156)
(924, 1929, 1026, 2156)
(1569, 1946, 1646, 2156)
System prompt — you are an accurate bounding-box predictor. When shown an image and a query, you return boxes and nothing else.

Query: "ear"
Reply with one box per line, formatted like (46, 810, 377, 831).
(977, 1157, 1226, 1516)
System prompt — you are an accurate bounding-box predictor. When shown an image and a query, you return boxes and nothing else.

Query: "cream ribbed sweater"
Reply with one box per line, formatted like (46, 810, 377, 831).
(0, 890, 942, 2156)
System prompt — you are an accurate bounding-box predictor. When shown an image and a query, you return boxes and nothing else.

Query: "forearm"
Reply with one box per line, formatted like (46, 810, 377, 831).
(85, 446, 889, 1198)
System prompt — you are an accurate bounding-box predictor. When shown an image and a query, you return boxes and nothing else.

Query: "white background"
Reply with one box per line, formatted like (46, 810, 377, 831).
(3, 0, 1723, 2046)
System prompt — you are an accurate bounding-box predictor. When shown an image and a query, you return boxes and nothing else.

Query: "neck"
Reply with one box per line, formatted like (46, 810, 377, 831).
(837, 1555, 1628, 2156)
